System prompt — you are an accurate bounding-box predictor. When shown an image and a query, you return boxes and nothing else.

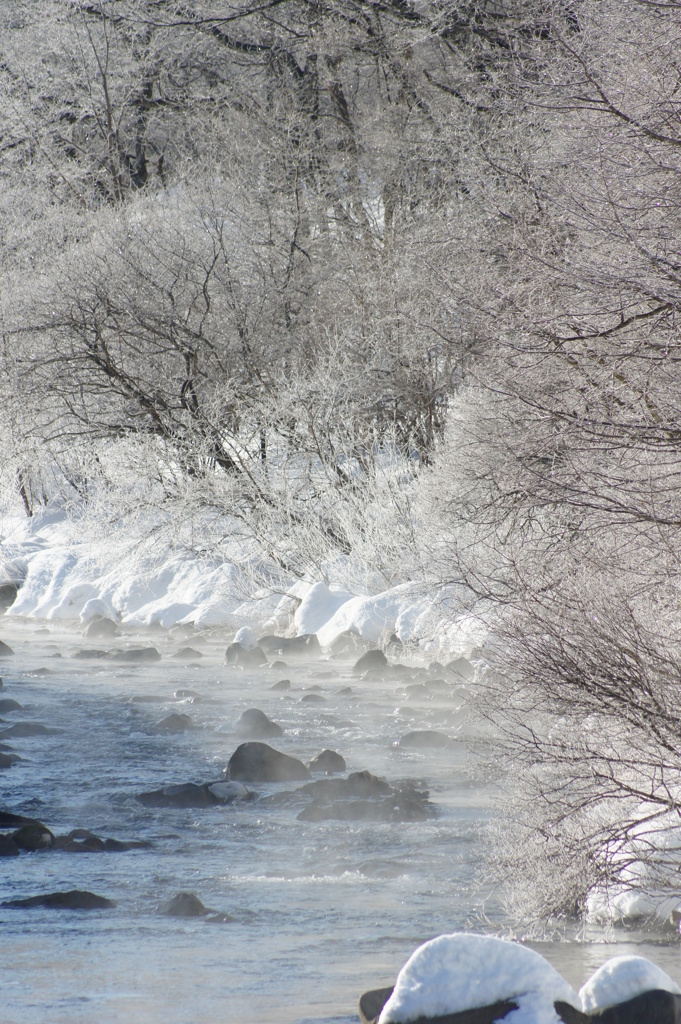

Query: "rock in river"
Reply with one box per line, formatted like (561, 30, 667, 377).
(353, 649, 388, 675)
(399, 730, 453, 750)
(111, 646, 161, 664)
(258, 633, 321, 656)
(154, 712, 194, 734)
(227, 741, 310, 783)
(0, 722, 60, 738)
(3, 890, 115, 910)
(308, 749, 346, 774)
(0, 698, 22, 713)
(225, 642, 267, 668)
(0, 639, 14, 657)
(234, 708, 283, 739)
(12, 823, 55, 851)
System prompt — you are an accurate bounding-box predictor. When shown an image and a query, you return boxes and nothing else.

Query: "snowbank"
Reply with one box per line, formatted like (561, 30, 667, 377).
(378, 933, 580, 1024)
(0, 506, 481, 657)
(579, 956, 680, 1012)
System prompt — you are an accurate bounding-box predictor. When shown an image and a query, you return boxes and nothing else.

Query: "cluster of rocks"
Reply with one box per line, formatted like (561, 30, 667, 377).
(0, 810, 151, 857)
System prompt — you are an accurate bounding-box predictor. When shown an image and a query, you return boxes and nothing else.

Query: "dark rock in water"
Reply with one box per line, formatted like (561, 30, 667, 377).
(269, 678, 291, 691)
(154, 712, 194, 734)
(0, 698, 22, 713)
(353, 649, 388, 675)
(0, 722, 59, 738)
(205, 781, 252, 803)
(0, 810, 42, 828)
(86, 618, 118, 639)
(308, 749, 346, 774)
(0, 584, 18, 613)
(446, 656, 475, 680)
(162, 891, 209, 917)
(590, 989, 681, 1024)
(57, 835, 106, 853)
(0, 676, 3, 688)
(298, 772, 433, 823)
(399, 730, 453, 750)
(300, 693, 326, 704)
(359, 987, 394, 1024)
(225, 642, 267, 668)
(74, 648, 110, 659)
(0, 639, 14, 656)
(227, 741, 310, 783)
(270, 660, 288, 671)
(258, 633, 321, 656)
(0, 751, 21, 768)
(358, 988, 523, 1024)
(0, 834, 20, 856)
(335, 686, 353, 696)
(3, 890, 115, 910)
(235, 708, 283, 739)
(174, 689, 202, 700)
(137, 782, 216, 808)
(172, 647, 203, 660)
(111, 647, 161, 663)
(12, 823, 55, 851)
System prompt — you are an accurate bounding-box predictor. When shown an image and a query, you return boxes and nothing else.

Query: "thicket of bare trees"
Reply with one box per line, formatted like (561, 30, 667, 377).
(4, 0, 681, 923)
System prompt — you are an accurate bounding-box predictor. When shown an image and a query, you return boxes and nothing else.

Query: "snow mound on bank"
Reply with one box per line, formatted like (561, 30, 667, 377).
(0, 507, 481, 656)
(378, 933, 580, 1024)
(579, 955, 680, 1012)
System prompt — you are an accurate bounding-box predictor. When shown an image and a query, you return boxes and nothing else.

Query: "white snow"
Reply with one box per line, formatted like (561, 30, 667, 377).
(377, 933, 580, 1024)
(579, 956, 681, 1012)
(0, 505, 477, 659)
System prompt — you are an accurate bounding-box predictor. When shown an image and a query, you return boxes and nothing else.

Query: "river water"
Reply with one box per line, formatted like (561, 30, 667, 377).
(0, 620, 679, 1024)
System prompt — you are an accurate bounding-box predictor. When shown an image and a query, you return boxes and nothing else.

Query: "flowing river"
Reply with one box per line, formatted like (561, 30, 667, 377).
(0, 620, 679, 1023)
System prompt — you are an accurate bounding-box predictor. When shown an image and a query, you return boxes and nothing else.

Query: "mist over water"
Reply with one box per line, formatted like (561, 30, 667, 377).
(0, 621, 679, 1024)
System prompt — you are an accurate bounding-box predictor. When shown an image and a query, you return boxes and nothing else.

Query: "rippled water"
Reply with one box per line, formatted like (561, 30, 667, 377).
(0, 621, 679, 1023)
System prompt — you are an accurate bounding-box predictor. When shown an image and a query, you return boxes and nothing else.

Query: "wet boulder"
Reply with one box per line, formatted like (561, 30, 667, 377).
(234, 708, 283, 739)
(227, 741, 310, 783)
(0, 810, 42, 828)
(225, 642, 267, 668)
(12, 823, 55, 851)
(162, 892, 210, 917)
(269, 679, 291, 691)
(308, 750, 346, 774)
(86, 618, 119, 639)
(0, 698, 22, 713)
(0, 639, 14, 656)
(297, 772, 433, 824)
(172, 648, 203, 661)
(258, 633, 321, 657)
(0, 722, 59, 738)
(0, 834, 20, 856)
(300, 693, 326, 704)
(353, 649, 388, 675)
(3, 890, 115, 910)
(111, 646, 161, 664)
(154, 712, 194, 734)
(137, 782, 216, 808)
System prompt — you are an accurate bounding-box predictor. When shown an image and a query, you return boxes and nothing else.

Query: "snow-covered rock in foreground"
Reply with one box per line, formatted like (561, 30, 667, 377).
(579, 955, 681, 1013)
(377, 933, 580, 1024)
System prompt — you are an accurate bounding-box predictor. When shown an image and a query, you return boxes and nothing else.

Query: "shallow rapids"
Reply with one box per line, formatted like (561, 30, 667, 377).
(0, 621, 679, 1024)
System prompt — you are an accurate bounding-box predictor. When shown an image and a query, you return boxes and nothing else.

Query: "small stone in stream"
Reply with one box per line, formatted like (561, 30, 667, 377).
(0, 834, 20, 856)
(86, 618, 119, 639)
(225, 642, 267, 668)
(162, 892, 209, 917)
(270, 660, 288, 671)
(111, 647, 162, 663)
(3, 890, 115, 910)
(174, 689, 202, 700)
(235, 708, 283, 739)
(0, 752, 22, 768)
(12, 824, 55, 851)
(353, 649, 388, 675)
(269, 679, 291, 691)
(300, 693, 326, 704)
(0, 722, 59, 738)
(137, 783, 216, 808)
(308, 750, 346, 774)
(172, 647, 203, 660)
(0, 583, 18, 612)
(302, 771, 391, 800)
(358, 986, 395, 1024)
(0, 639, 14, 656)
(227, 742, 310, 783)
(154, 712, 194, 734)
(74, 649, 109, 659)
(58, 835, 106, 853)
(335, 686, 353, 696)
(0, 698, 22, 713)
(398, 730, 453, 749)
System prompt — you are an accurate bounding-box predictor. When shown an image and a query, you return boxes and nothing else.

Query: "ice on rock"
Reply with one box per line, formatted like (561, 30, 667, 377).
(378, 933, 580, 1024)
(579, 955, 681, 1013)
(233, 626, 258, 649)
